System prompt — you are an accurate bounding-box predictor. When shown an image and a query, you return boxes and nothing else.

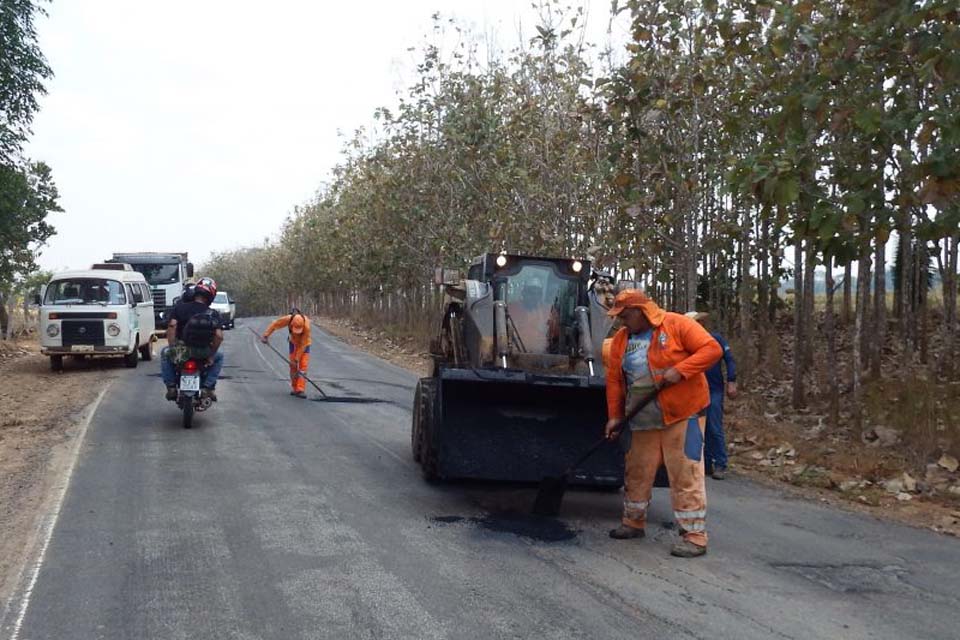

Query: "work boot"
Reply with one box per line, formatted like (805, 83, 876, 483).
(165, 386, 177, 401)
(670, 540, 707, 558)
(201, 388, 218, 402)
(711, 467, 727, 480)
(294, 391, 307, 399)
(609, 524, 645, 540)
(289, 390, 297, 396)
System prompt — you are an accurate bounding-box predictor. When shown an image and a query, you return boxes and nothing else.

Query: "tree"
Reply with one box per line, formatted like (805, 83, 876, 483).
(0, 0, 53, 163)
(1, 1, 59, 292)
(0, 161, 59, 284)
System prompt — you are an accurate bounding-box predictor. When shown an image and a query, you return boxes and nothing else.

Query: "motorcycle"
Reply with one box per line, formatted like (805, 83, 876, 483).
(174, 357, 214, 428)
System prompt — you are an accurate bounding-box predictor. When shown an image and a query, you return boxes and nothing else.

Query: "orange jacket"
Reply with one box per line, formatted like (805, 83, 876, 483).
(264, 313, 312, 361)
(606, 302, 722, 425)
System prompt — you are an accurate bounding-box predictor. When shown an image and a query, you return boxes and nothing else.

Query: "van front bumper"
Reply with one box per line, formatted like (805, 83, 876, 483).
(41, 346, 131, 356)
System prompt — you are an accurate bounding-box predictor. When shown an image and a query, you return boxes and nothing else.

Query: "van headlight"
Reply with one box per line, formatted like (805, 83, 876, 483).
(107, 323, 121, 337)
(46, 324, 60, 337)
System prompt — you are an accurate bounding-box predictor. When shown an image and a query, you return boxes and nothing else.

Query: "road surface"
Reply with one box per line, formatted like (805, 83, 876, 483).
(3, 318, 959, 639)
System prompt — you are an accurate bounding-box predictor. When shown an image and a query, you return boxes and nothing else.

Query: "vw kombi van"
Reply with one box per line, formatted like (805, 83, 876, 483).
(38, 264, 156, 371)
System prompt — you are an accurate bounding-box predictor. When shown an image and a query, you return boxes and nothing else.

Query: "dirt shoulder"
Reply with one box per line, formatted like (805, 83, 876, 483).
(313, 315, 960, 538)
(314, 316, 432, 377)
(0, 339, 119, 604)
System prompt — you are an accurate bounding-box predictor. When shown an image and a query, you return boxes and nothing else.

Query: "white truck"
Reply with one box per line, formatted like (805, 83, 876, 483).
(108, 252, 194, 332)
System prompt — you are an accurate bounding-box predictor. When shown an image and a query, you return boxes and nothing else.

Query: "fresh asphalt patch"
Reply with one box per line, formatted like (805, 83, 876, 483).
(431, 511, 579, 543)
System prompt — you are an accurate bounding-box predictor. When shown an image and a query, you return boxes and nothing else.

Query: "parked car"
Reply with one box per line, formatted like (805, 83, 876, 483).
(210, 291, 236, 329)
(38, 264, 156, 371)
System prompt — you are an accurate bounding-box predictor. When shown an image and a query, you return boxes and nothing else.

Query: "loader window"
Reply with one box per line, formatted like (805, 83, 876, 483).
(502, 264, 579, 354)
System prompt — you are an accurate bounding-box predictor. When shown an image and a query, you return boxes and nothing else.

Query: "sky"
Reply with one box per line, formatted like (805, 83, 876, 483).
(27, 0, 628, 273)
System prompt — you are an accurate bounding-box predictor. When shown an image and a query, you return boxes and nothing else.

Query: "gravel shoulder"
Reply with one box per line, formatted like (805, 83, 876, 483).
(0, 340, 120, 604)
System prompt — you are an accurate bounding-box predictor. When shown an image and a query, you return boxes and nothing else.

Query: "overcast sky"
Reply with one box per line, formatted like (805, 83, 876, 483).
(27, 0, 627, 273)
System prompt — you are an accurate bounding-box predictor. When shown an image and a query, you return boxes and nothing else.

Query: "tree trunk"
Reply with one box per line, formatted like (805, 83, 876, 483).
(943, 234, 959, 378)
(825, 254, 839, 428)
(853, 252, 870, 427)
(802, 240, 816, 371)
(842, 260, 852, 326)
(871, 234, 886, 379)
(792, 237, 805, 410)
(857, 253, 872, 369)
(918, 241, 929, 364)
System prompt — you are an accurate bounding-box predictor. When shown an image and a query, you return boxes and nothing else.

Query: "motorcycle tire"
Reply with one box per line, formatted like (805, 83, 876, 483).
(182, 398, 194, 429)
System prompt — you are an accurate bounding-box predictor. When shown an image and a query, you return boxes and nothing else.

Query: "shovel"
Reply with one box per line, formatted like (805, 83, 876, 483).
(249, 326, 389, 404)
(531, 386, 662, 517)
(248, 326, 328, 398)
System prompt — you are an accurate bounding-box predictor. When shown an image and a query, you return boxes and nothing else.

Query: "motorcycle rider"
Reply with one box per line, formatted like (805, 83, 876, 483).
(161, 277, 224, 401)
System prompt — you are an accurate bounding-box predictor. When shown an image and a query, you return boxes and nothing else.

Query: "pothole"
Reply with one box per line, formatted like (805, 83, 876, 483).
(772, 563, 911, 594)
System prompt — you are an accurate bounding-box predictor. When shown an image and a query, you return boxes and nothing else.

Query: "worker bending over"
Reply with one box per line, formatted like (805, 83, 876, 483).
(261, 309, 312, 398)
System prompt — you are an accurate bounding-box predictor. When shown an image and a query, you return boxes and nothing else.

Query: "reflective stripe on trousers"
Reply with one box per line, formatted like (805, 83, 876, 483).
(621, 416, 708, 547)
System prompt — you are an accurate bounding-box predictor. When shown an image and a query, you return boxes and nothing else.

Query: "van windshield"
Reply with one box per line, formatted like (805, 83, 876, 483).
(130, 263, 180, 285)
(44, 279, 127, 305)
(214, 293, 228, 303)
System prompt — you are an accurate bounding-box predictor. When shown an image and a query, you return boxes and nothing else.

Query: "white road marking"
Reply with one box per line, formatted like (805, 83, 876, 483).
(1, 384, 111, 639)
(251, 331, 288, 380)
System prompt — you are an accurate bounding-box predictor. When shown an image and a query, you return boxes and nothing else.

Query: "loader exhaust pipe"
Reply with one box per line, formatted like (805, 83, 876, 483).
(494, 300, 509, 369)
(574, 306, 595, 377)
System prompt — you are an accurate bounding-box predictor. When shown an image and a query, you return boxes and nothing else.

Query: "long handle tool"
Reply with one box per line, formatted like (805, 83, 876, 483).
(531, 386, 661, 516)
(248, 326, 328, 398)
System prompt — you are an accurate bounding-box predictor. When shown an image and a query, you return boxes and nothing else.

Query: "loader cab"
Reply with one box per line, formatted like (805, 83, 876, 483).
(474, 254, 589, 356)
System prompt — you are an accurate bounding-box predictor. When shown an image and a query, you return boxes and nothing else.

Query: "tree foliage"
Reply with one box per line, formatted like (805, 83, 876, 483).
(206, 2, 960, 403)
(0, 0, 59, 292)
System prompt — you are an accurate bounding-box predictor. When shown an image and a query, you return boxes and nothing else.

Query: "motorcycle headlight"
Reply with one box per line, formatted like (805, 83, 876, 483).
(496, 255, 508, 268)
(572, 260, 583, 273)
(107, 323, 121, 337)
(46, 323, 60, 337)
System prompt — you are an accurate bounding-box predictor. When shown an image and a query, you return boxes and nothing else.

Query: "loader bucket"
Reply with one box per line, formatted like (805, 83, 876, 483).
(431, 368, 624, 485)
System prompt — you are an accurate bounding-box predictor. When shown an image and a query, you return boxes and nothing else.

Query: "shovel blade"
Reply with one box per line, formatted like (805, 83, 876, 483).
(531, 475, 568, 516)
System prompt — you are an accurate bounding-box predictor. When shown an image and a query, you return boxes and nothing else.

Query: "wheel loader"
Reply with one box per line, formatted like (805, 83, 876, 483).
(411, 253, 623, 485)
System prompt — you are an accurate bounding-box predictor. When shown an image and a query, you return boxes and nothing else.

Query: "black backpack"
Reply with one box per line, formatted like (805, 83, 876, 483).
(182, 310, 219, 347)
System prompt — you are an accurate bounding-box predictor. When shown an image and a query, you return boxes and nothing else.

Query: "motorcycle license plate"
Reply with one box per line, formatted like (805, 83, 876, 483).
(179, 375, 200, 392)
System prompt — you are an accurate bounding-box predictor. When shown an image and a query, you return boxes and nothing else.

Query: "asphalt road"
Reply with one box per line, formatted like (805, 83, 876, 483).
(3, 318, 960, 639)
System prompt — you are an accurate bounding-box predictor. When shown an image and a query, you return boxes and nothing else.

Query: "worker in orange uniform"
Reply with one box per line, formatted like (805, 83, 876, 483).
(261, 309, 312, 398)
(603, 289, 722, 558)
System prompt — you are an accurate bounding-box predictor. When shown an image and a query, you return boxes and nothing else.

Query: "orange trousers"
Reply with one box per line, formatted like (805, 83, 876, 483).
(289, 352, 310, 393)
(622, 416, 708, 547)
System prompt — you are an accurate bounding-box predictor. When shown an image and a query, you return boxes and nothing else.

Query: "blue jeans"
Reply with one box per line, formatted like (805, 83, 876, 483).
(161, 347, 224, 389)
(704, 389, 728, 470)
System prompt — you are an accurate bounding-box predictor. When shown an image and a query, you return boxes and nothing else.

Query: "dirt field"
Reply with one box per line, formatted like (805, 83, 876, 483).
(0, 339, 121, 604)
(314, 315, 960, 538)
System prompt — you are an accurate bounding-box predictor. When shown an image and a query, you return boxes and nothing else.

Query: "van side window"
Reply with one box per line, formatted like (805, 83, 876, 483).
(124, 284, 134, 304)
(132, 283, 144, 303)
(141, 284, 152, 304)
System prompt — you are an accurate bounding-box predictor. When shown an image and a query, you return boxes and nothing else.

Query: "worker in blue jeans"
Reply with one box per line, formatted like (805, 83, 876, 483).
(686, 312, 738, 479)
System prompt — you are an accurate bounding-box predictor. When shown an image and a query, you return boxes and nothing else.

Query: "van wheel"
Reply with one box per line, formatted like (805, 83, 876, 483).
(50, 355, 63, 372)
(124, 344, 139, 368)
(139, 343, 153, 361)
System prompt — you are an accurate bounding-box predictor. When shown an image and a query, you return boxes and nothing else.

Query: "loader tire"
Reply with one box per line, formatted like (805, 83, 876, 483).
(411, 380, 426, 462)
(413, 378, 440, 481)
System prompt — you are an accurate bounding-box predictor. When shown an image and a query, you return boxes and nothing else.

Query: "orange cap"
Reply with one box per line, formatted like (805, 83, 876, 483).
(606, 289, 651, 317)
(291, 315, 305, 334)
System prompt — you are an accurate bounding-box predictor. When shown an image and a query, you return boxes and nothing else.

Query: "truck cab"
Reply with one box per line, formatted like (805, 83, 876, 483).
(109, 252, 193, 332)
